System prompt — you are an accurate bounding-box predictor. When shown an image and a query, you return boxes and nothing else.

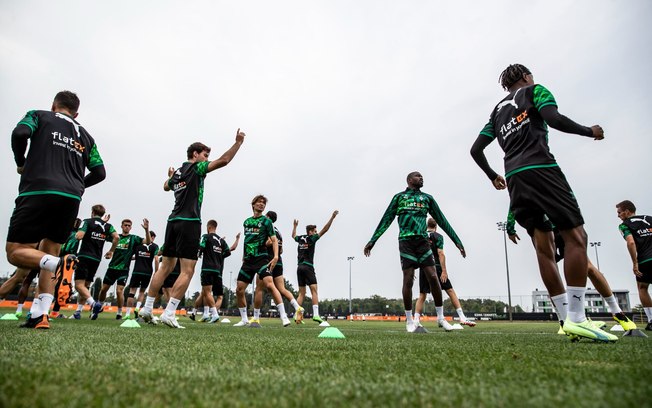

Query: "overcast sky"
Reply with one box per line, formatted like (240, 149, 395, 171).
(1, 1, 651, 311)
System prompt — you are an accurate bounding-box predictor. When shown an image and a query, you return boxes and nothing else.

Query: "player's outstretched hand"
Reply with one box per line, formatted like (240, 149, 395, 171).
(102, 214, 111, 222)
(104, 250, 114, 259)
(16, 166, 23, 174)
(590, 125, 604, 140)
(168, 167, 175, 178)
(236, 128, 245, 143)
(509, 233, 520, 244)
(332, 210, 339, 218)
(142, 218, 149, 230)
(456, 244, 466, 258)
(293, 219, 299, 227)
(634, 265, 642, 277)
(364, 242, 374, 257)
(492, 175, 506, 190)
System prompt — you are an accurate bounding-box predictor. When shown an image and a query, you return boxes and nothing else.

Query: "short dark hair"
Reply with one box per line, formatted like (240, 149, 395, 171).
(427, 218, 437, 229)
(122, 219, 132, 226)
(499, 64, 532, 91)
(266, 211, 277, 223)
(91, 204, 106, 217)
(187, 142, 211, 159)
(616, 200, 636, 213)
(149, 231, 156, 238)
(406, 171, 420, 182)
(207, 219, 218, 229)
(251, 195, 267, 206)
(53, 91, 80, 114)
(306, 225, 317, 233)
(73, 218, 82, 229)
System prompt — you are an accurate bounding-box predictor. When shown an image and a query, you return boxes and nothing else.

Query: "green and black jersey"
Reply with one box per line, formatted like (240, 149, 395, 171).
(14, 110, 103, 200)
(295, 234, 320, 267)
(60, 230, 80, 256)
(132, 243, 159, 275)
(368, 188, 463, 248)
(167, 161, 209, 222)
(200, 233, 231, 274)
(77, 217, 116, 262)
(108, 234, 144, 271)
(427, 231, 444, 266)
(243, 216, 275, 261)
(619, 215, 652, 265)
(479, 84, 564, 178)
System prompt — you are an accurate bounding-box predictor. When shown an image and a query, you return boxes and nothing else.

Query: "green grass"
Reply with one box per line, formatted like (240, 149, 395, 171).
(0, 309, 650, 407)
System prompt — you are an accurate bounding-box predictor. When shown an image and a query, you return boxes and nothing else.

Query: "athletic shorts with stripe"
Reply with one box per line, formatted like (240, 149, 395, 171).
(237, 257, 271, 284)
(399, 237, 436, 270)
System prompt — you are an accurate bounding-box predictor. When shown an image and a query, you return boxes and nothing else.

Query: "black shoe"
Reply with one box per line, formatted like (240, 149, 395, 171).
(189, 312, 196, 321)
(646, 322, 652, 331)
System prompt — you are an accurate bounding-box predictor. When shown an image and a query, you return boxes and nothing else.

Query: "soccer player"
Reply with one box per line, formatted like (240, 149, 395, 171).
(616, 200, 652, 331)
(252, 211, 305, 324)
(124, 231, 159, 320)
(72, 205, 118, 319)
(506, 210, 636, 332)
(94, 218, 151, 320)
(139, 130, 245, 328)
(7, 90, 106, 329)
(234, 195, 290, 327)
(50, 218, 82, 318)
(292, 210, 338, 323)
(415, 218, 476, 330)
(196, 220, 240, 323)
(364, 172, 465, 332)
(470, 63, 617, 342)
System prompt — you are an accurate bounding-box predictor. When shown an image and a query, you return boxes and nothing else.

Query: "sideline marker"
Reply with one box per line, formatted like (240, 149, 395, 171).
(318, 327, 345, 339)
(0, 314, 19, 321)
(120, 319, 141, 328)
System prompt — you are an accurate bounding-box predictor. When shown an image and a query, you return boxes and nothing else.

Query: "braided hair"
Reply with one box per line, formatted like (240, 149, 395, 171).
(499, 64, 531, 91)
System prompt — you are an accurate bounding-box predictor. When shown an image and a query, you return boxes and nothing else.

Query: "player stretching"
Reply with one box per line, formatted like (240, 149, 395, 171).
(7, 91, 106, 329)
(364, 172, 465, 333)
(470, 63, 616, 342)
(415, 218, 476, 330)
(140, 130, 245, 328)
(616, 200, 652, 331)
(292, 210, 338, 323)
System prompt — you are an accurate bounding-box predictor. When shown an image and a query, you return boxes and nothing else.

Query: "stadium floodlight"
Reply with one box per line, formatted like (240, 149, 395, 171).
(497, 222, 513, 322)
(347, 256, 354, 317)
(589, 241, 601, 270)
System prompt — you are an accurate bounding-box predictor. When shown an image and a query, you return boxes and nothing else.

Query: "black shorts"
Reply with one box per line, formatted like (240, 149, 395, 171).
(7, 195, 80, 244)
(163, 273, 179, 289)
(399, 238, 436, 270)
(212, 282, 224, 297)
(161, 220, 201, 260)
(419, 265, 452, 293)
(297, 264, 317, 287)
(272, 261, 284, 279)
(76, 257, 101, 282)
(201, 271, 222, 288)
(129, 273, 152, 289)
(508, 166, 584, 235)
(237, 257, 271, 284)
(103, 268, 128, 286)
(636, 262, 652, 284)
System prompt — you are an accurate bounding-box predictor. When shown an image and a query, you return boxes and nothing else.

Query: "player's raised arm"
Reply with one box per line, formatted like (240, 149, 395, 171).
(230, 232, 241, 252)
(318, 210, 339, 237)
(538, 105, 603, 140)
(206, 128, 245, 173)
(291, 219, 299, 239)
(164, 166, 175, 191)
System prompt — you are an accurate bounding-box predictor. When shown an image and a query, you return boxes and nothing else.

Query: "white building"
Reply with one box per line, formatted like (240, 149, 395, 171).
(532, 289, 631, 313)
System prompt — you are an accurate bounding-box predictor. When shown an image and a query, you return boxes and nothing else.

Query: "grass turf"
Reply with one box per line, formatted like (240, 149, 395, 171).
(0, 310, 650, 407)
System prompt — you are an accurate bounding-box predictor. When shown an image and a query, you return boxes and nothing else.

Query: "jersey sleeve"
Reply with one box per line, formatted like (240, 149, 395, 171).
(532, 85, 557, 111)
(107, 224, 117, 239)
(368, 194, 400, 244)
(478, 120, 495, 139)
(264, 219, 275, 238)
(199, 234, 207, 249)
(310, 234, 320, 243)
(619, 223, 632, 239)
(134, 235, 144, 246)
(437, 235, 444, 250)
(80, 220, 89, 232)
(17, 110, 39, 134)
(222, 238, 231, 258)
(87, 143, 104, 169)
(506, 209, 517, 235)
(195, 161, 209, 176)
(426, 194, 463, 248)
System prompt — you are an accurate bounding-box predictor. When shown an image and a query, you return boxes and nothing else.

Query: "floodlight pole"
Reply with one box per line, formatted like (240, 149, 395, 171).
(497, 221, 513, 321)
(347, 256, 354, 317)
(589, 241, 601, 270)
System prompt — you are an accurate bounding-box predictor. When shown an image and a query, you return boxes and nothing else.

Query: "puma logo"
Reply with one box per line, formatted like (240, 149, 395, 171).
(496, 88, 523, 112)
(572, 295, 581, 301)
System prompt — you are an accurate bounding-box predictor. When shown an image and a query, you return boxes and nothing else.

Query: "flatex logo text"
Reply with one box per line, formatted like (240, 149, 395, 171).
(52, 131, 85, 157)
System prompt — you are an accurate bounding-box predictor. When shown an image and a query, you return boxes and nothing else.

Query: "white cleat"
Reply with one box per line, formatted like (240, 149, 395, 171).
(282, 316, 291, 327)
(139, 308, 154, 323)
(406, 321, 417, 333)
(233, 320, 249, 327)
(438, 320, 454, 332)
(161, 313, 185, 329)
(208, 315, 220, 324)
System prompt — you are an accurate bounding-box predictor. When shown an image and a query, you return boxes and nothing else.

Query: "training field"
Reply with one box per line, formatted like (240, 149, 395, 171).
(0, 312, 649, 407)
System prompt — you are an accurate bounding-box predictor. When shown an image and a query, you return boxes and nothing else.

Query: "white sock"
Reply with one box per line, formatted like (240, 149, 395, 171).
(405, 310, 413, 323)
(644, 307, 652, 322)
(278, 303, 287, 319)
(39, 255, 60, 272)
(136, 301, 142, 309)
(566, 286, 586, 323)
(164, 297, 180, 317)
(76, 304, 84, 312)
(16, 304, 24, 313)
(290, 299, 300, 311)
(239, 307, 248, 321)
(203, 306, 209, 315)
(31, 293, 54, 318)
(414, 312, 421, 322)
(312, 304, 319, 317)
(117, 307, 122, 315)
(604, 295, 622, 314)
(86, 297, 95, 306)
(210, 307, 218, 317)
(435, 306, 444, 321)
(253, 308, 260, 319)
(126, 308, 132, 317)
(550, 293, 568, 322)
(30, 298, 42, 315)
(144, 296, 155, 311)
(456, 308, 467, 321)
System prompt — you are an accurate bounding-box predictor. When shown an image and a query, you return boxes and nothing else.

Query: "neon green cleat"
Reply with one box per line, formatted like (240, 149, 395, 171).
(557, 325, 565, 335)
(563, 320, 618, 343)
(587, 318, 607, 330)
(250, 318, 260, 325)
(613, 313, 637, 331)
(15, 311, 23, 318)
(312, 315, 324, 324)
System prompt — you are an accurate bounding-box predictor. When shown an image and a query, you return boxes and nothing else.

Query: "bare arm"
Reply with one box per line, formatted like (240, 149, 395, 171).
(438, 248, 448, 282)
(318, 210, 339, 237)
(230, 233, 241, 252)
(75, 230, 86, 240)
(291, 219, 298, 239)
(267, 235, 279, 270)
(105, 232, 119, 259)
(206, 129, 245, 173)
(625, 235, 641, 277)
(142, 219, 151, 244)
